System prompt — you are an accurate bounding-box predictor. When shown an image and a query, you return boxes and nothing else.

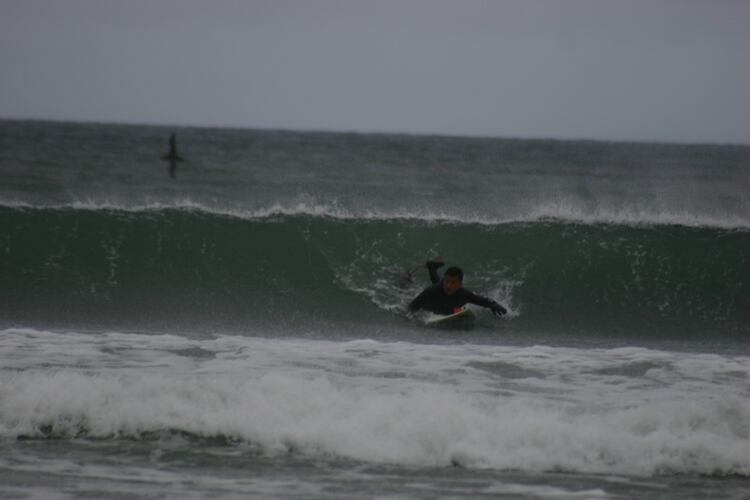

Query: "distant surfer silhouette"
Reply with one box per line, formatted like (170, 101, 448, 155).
(408, 260, 507, 316)
(161, 133, 184, 178)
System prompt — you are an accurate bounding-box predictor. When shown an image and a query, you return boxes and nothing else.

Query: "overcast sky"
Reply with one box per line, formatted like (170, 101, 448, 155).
(1, 0, 748, 144)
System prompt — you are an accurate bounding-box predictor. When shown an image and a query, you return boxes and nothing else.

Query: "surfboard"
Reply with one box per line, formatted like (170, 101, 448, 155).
(422, 307, 476, 329)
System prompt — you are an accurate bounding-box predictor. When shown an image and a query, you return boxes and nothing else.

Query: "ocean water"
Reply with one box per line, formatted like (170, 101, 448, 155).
(0, 120, 748, 499)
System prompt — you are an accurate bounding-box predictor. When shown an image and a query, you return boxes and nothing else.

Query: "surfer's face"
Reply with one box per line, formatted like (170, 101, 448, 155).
(442, 275, 462, 296)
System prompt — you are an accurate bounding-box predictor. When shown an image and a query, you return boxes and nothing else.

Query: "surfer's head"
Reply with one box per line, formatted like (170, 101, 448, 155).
(442, 266, 463, 295)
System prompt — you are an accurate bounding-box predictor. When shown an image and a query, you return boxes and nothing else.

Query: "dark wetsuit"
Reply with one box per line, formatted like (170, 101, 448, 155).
(408, 262, 501, 315)
(408, 284, 499, 315)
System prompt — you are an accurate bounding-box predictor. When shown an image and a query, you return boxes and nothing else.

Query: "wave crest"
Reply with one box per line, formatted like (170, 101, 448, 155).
(2, 198, 749, 229)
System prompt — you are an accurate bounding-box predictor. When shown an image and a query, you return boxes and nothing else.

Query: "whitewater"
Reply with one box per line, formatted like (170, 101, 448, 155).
(1, 120, 749, 499)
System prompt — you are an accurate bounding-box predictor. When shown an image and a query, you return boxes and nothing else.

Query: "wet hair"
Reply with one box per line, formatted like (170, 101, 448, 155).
(444, 266, 464, 281)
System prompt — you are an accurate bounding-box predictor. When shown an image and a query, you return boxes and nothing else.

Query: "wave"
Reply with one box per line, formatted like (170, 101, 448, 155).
(2, 329, 749, 477)
(2, 198, 749, 229)
(5, 369, 747, 475)
(1, 205, 748, 335)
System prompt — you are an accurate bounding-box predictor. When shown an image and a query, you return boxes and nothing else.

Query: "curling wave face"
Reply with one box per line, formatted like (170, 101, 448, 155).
(1, 203, 747, 337)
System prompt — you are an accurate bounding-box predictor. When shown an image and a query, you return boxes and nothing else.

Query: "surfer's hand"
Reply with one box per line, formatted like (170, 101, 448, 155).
(490, 302, 507, 317)
(426, 260, 445, 270)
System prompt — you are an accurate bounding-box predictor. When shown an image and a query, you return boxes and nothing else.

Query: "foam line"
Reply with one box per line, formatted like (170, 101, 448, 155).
(1, 329, 748, 476)
(1, 199, 748, 230)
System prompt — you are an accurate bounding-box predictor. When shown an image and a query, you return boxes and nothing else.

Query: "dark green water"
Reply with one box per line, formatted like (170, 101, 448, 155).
(1, 205, 748, 337)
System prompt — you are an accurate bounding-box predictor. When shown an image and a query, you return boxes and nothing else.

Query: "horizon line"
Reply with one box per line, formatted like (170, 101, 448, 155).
(1, 115, 748, 149)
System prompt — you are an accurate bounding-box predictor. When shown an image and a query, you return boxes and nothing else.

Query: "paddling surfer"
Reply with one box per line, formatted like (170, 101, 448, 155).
(408, 261, 507, 316)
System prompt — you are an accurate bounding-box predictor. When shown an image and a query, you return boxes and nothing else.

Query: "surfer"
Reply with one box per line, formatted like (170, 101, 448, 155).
(161, 132, 184, 178)
(408, 261, 507, 317)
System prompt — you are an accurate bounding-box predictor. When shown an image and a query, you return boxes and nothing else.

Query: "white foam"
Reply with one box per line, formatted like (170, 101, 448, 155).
(525, 200, 750, 230)
(1, 328, 748, 477)
(2, 198, 748, 230)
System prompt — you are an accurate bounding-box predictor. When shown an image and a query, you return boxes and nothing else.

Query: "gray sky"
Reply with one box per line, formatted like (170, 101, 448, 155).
(1, 0, 748, 144)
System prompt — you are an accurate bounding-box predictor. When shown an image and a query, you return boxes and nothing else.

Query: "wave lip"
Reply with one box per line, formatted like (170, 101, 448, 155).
(2, 198, 749, 229)
(524, 201, 750, 230)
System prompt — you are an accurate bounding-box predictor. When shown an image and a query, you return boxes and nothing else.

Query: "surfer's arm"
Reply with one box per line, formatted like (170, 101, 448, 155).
(464, 291, 507, 316)
(426, 260, 444, 284)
